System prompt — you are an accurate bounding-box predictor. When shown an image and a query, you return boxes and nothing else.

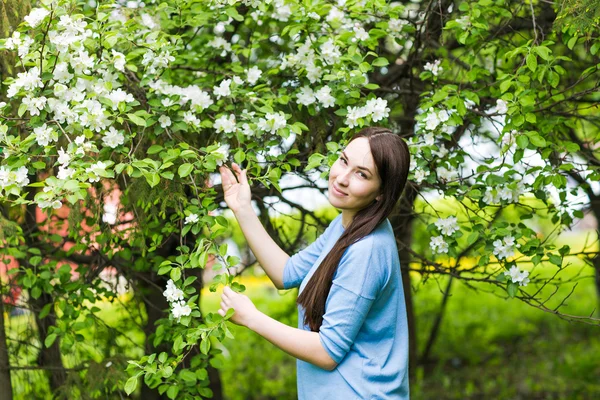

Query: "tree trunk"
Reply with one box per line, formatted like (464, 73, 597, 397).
(139, 273, 170, 400)
(0, 280, 14, 400)
(390, 184, 419, 378)
(589, 198, 600, 306)
(29, 292, 66, 392)
(22, 175, 66, 393)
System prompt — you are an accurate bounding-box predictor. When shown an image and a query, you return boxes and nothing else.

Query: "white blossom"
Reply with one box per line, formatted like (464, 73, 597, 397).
(456, 15, 471, 30)
(436, 166, 458, 182)
(353, 26, 369, 41)
(273, 0, 291, 21)
(320, 39, 341, 64)
(241, 123, 254, 136)
(70, 50, 95, 74)
(246, 66, 262, 85)
(365, 98, 390, 122)
(423, 108, 441, 130)
(345, 105, 369, 128)
(435, 216, 459, 236)
(112, 50, 126, 71)
(315, 86, 335, 108)
(102, 203, 117, 225)
(437, 109, 450, 122)
(495, 99, 508, 115)
(493, 235, 516, 260)
(424, 59, 442, 76)
(102, 127, 125, 148)
(53, 62, 74, 83)
(214, 79, 232, 99)
(413, 169, 429, 184)
(214, 114, 237, 133)
(141, 13, 159, 30)
(389, 19, 408, 33)
(183, 111, 201, 126)
(430, 235, 449, 254)
(22, 96, 47, 116)
(326, 6, 345, 22)
(257, 112, 287, 134)
(106, 88, 135, 110)
(24, 8, 50, 28)
(86, 161, 108, 182)
(38, 199, 63, 209)
(0, 166, 29, 190)
(212, 144, 230, 166)
(7, 67, 43, 98)
(507, 266, 530, 287)
(159, 115, 172, 128)
(57, 148, 71, 166)
(171, 300, 191, 321)
(296, 86, 316, 106)
(164, 279, 185, 302)
(5, 31, 34, 58)
(34, 124, 58, 147)
(184, 214, 199, 225)
(57, 165, 75, 180)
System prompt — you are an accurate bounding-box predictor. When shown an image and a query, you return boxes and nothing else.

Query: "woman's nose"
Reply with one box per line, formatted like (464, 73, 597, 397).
(336, 170, 350, 186)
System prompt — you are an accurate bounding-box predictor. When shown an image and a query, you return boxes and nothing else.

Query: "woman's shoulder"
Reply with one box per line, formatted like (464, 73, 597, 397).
(349, 219, 396, 251)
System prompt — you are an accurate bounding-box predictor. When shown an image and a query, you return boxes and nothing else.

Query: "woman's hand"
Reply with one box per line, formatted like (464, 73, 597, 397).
(218, 162, 252, 214)
(218, 286, 259, 327)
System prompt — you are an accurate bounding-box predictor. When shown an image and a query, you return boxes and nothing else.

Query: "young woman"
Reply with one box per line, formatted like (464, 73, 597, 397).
(217, 127, 411, 399)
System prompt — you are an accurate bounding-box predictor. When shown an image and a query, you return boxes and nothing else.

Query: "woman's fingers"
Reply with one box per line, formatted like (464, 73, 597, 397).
(219, 165, 237, 187)
(231, 163, 249, 185)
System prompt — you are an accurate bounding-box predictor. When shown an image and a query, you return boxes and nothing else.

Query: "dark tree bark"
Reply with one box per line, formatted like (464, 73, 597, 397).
(0, 280, 14, 400)
(390, 184, 419, 378)
(29, 292, 66, 392)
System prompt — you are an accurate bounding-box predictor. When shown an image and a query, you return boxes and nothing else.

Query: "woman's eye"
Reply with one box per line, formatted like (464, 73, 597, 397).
(341, 157, 347, 164)
(358, 172, 367, 179)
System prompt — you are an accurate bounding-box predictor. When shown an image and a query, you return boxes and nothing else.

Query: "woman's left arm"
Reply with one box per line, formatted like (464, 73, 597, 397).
(218, 286, 337, 371)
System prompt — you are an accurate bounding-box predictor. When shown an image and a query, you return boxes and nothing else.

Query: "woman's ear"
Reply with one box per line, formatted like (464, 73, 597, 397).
(376, 194, 382, 202)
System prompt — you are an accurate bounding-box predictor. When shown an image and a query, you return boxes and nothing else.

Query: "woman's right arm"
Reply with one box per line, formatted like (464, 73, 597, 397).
(219, 163, 290, 290)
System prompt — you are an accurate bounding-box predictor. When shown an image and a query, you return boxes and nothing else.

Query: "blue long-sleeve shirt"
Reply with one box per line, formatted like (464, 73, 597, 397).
(283, 214, 410, 399)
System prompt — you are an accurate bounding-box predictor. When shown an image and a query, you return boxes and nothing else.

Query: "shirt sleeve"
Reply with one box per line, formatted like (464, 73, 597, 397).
(318, 237, 390, 364)
(282, 216, 340, 289)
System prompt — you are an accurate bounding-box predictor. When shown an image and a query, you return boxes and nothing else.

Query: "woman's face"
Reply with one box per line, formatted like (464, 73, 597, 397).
(328, 137, 382, 216)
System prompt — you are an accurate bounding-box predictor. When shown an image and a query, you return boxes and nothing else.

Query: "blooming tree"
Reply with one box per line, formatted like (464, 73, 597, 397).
(1, 0, 599, 398)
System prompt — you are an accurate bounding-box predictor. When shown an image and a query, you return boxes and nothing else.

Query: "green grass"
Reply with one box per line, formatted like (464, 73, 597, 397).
(201, 255, 600, 400)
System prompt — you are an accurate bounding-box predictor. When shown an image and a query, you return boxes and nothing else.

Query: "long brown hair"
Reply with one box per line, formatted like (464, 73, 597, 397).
(297, 127, 410, 332)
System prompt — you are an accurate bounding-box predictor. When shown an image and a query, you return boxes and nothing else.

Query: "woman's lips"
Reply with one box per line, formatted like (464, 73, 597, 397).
(331, 184, 347, 197)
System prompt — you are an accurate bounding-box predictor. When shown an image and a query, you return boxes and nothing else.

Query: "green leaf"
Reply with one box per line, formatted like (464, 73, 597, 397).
(516, 135, 529, 149)
(39, 303, 53, 319)
(127, 113, 146, 127)
(507, 282, 518, 298)
(372, 57, 389, 67)
(526, 53, 537, 72)
(158, 265, 171, 275)
(200, 338, 211, 354)
(170, 268, 181, 282)
(567, 35, 578, 50)
(499, 79, 512, 94)
(528, 134, 547, 147)
(124, 376, 138, 395)
(45, 333, 57, 348)
(178, 163, 193, 178)
(533, 46, 551, 60)
(549, 254, 562, 267)
(147, 145, 163, 154)
(234, 149, 245, 165)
